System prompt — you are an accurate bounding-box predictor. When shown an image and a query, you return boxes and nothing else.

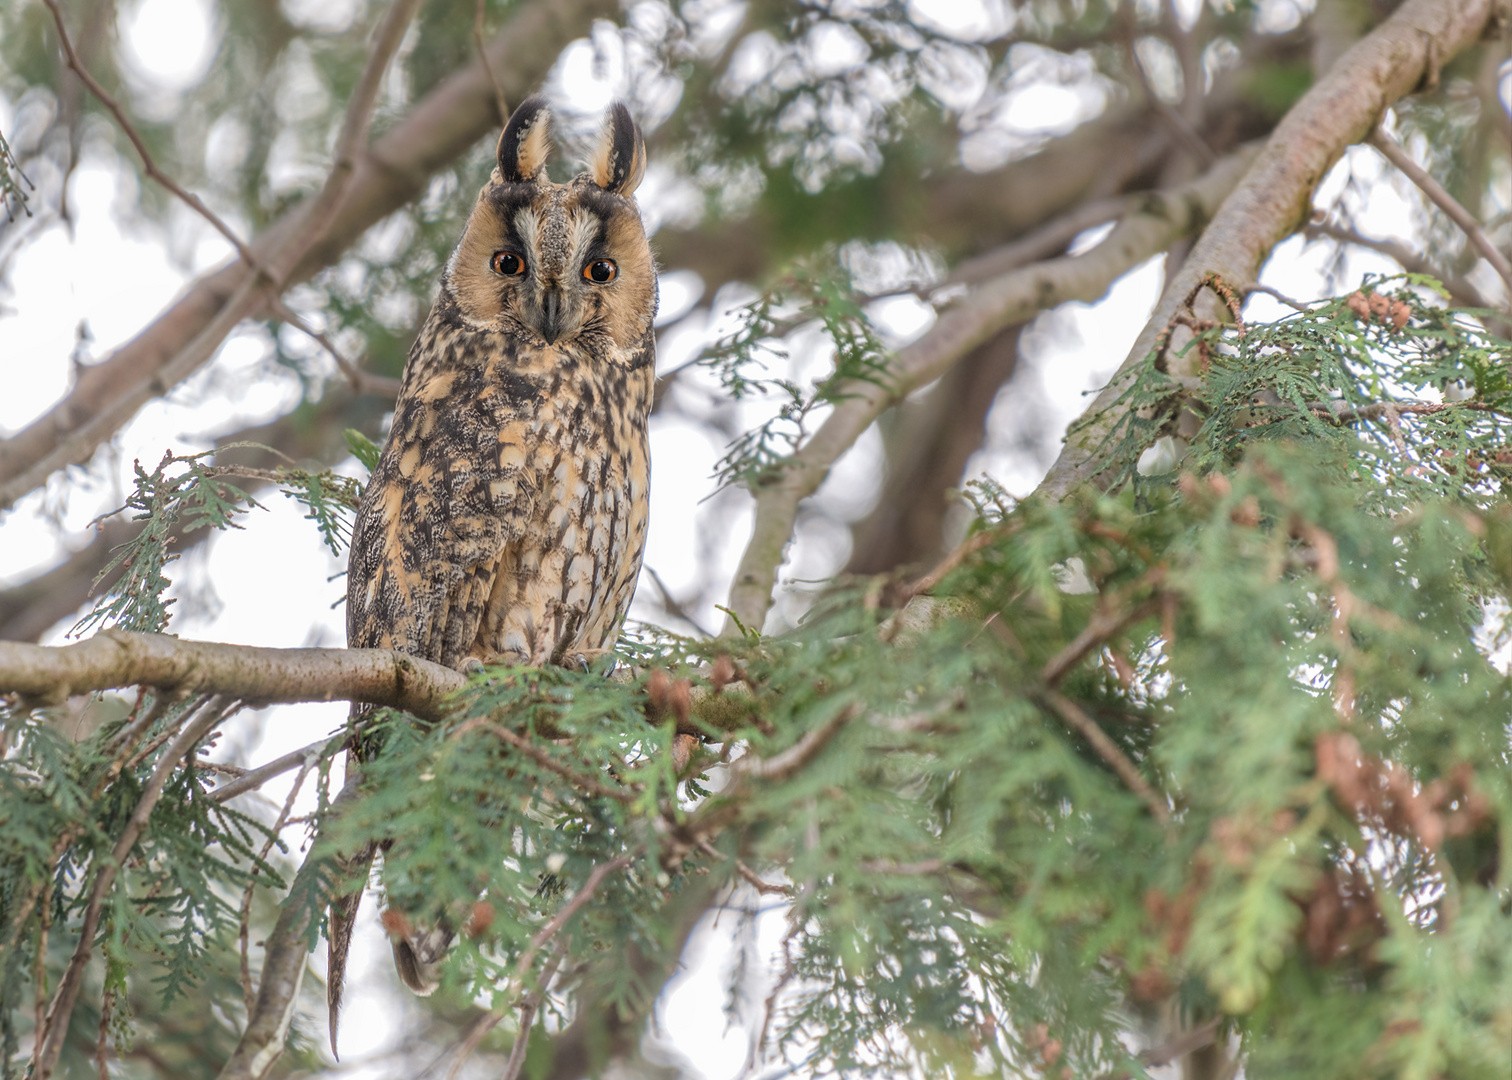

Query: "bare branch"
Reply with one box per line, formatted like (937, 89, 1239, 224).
(1038, 0, 1503, 500)
(211, 737, 335, 804)
(0, 630, 466, 721)
(722, 146, 1257, 632)
(1368, 123, 1512, 303)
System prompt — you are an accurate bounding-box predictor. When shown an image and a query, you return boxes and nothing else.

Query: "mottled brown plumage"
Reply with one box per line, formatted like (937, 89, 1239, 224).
(330, 96, 655, 1047)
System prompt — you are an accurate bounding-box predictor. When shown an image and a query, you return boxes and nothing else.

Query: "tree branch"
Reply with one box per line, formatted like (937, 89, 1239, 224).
(0, 0, 615, 509)
(0, 630, 466, 720)
(1038, 0, 1503, 501)
(722, 145, 1259, 633)
(1368, 123, 1512, 303)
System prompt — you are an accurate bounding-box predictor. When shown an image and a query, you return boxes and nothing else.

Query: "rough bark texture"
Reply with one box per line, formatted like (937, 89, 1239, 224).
(1037, 0, 1507, 501)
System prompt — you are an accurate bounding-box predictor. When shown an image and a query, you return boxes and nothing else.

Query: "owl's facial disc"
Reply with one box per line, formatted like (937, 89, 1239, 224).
(447, 97, 655, 356)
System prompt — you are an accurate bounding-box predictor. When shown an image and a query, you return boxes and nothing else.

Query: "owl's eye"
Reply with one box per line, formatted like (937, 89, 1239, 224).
(583, 259, 617, 284)
(490, 251, 525, 276)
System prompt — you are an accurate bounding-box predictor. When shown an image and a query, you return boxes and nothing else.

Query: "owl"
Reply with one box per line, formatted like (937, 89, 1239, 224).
(331, 96, 656, 1041)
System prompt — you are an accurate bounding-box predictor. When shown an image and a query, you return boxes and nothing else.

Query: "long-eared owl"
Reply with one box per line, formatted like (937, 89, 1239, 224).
(337, 96, 656, 1020)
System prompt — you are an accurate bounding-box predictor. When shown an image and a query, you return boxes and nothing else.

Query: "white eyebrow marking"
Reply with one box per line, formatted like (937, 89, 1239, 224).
(567, 213, 599, 272)
(513, 206, 543, 269)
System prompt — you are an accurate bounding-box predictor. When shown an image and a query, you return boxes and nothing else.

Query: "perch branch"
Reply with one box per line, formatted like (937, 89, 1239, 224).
(1038, 0, 1503, 500)
(722, 146, 1258, 632)
(1368, 123, 1512, 303)
(0, 630, 467, 721)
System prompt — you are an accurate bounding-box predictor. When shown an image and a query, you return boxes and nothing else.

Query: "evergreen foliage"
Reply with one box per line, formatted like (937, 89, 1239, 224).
(4, 278, 1511, 1077)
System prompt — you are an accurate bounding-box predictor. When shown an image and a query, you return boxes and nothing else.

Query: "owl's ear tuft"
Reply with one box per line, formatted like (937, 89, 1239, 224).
(589, 102, 646, 197)
(497, 96, 553, 183)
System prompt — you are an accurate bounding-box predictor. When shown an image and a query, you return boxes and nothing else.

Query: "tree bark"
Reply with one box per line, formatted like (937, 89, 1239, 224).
(1037, 0, 1506, 501)
(846, 329, 1022, 576)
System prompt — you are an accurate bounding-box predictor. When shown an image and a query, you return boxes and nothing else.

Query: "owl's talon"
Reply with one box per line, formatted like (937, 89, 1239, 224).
(461, 657, 486, 675)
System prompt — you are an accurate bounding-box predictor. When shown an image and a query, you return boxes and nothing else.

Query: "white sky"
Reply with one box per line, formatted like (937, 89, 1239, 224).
(1, 0, 1507, 1074)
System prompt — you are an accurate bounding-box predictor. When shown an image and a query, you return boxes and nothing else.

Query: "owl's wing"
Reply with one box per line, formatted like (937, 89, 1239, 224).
(347, 363, 535, 670)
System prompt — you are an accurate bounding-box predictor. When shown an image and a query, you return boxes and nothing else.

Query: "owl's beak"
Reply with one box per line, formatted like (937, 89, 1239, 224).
(540, 287, 565, 345)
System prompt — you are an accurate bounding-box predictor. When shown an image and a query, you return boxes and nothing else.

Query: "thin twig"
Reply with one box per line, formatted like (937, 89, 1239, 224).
(474, 0, 511, 125)
(697, 839, 793, 896)
(467, 721, 636, 802)
(499, 941, 568, 1080)
(901, 522, 1018, 601)
(239, 747, 321, 1014)
(34, 696, 235, 1080)
(1040, 571, 1167, 687)
(40, 0, 253, 263)
(212, 736, 336, 803)
(730, 704, 859, 783)
(1303, 221, 1495, 312)
(1369, 124, 1512, 304)
(1040, 690, 1170, 824)
(267, 295, 403, 398)
(513, 854, 634, 979)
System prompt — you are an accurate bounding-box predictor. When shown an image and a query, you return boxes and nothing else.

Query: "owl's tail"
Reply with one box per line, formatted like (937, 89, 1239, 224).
(325, 839, 375, 1059)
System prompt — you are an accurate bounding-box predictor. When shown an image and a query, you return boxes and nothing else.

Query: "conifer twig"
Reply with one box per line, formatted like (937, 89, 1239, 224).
(34, 696, 235, 1080)
(514, 854, 635, 979)
(1041, 690, 1170, 825)
(1368, 124, 1512, 303)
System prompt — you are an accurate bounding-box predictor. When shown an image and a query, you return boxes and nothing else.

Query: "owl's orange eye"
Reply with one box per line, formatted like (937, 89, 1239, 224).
(583, 259, 617, 284)
(490, 251, 525, 276)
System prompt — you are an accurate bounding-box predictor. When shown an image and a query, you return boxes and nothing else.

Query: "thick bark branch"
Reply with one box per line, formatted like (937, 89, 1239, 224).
(1037, 0, 1504, 501)
(722, 145, 1259, 632)
(0, 0, 614, 509)
(0, 630, 466, 720)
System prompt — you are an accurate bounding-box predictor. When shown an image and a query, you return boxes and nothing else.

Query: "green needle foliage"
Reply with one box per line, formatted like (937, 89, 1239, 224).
(704, 256, 890, 489)
(5, 278, 1512, 1077)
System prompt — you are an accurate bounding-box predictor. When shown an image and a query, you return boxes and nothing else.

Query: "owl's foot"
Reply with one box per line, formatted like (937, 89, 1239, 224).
(460, 657, 486, 675)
